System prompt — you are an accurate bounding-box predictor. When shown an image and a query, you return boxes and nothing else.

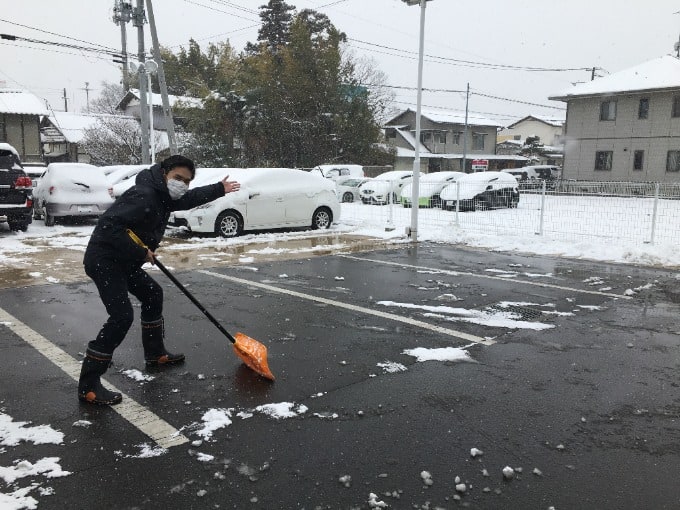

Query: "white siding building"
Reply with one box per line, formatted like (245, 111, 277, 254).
(549, 55, 680, 182)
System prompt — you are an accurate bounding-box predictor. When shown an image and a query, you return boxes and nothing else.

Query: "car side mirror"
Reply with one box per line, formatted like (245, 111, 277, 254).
(249, 193, 260, 199)
(486, 185, 493, 190)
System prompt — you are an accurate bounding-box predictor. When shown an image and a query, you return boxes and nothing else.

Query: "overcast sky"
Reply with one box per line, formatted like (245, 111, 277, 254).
(1, 0, 678, 125)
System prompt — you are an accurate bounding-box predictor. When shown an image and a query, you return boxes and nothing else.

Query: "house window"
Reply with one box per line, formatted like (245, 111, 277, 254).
(434, 132, 447, 144)
(513, 135, 521, 140)
(472, 132, 486, 150)
(594, 151, 613, 171)
(633, 150, 644, 171)
(668, 151, 680, 172)
(600, 100, 617, 121)
(673, 96, 680, 118)
(638, 98, 649, 119)
(452, 132, 461, 145)
(421, 132, 432, 143)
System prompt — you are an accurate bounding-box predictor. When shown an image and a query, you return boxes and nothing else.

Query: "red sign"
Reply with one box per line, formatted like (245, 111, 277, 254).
(471, 159, 489, 166)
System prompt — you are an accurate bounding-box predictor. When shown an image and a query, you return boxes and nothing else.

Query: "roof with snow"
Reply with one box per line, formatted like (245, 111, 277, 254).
(117, 89, 203, 110)
(0, 89, 49, 116)
(505, 115, 565, 129)
(550, 55, 680, 100)
(43, 112, 137, 144)
(386, 108, 501, 128)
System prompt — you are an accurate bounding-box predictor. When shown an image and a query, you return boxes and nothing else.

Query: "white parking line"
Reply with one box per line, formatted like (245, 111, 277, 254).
(0, 307, 189, 449)
(340, 255, 633, 300)
(197, 270, 495, 346)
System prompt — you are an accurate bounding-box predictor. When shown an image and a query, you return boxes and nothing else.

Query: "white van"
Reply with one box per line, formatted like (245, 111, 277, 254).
(310, 164, 365, 180)
(440, 172, 519, 211)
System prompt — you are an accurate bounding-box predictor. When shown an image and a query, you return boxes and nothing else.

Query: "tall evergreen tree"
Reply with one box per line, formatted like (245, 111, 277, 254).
(257, 0, 296, 53)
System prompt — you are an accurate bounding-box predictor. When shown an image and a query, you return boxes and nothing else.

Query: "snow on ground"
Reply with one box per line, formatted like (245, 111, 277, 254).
(254, 402, 308, 419)
(2, 193, 680, 269)
(0, 413, 64, 447)
(403, 346, 474, 363)
(195, 409, 233, 440)
(121, 369, 155, 383)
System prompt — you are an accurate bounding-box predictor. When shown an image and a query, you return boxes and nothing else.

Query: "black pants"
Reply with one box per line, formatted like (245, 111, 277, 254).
(85, 259, 163, 356)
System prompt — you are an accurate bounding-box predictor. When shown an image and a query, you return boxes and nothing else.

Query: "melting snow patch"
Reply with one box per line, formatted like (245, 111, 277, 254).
(470, 447, 483, 458)
(368, 492, 388, 508)
(195, 409, 233, 440)
(577, 305, 603, 311)
(0, 413, 64, 446)
(377, 361, 407, 374)
(0, 485, 39, 510)
(334, 276, 345, 281)
(28, 272, 42, 278)
(71, 420, 91, 428)
(236, 411, 253, 420)
(196, 452, 214, 462)
(313, 412, 339, 420)
(255, 402, 308, 419)
(121, 369, 154, 383)
(420, 470, 433, 486)
(126, 443, 167, 458)
(0, 458, 71, 484)
(45, 277, 60, 284)
(404, 346, 473, 363)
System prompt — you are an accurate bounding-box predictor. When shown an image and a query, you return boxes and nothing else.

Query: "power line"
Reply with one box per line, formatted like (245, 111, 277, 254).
(350, 37, 591, 72)
(182, 0, 259, 22)
(471, 90, 565, 111)
(0, 17, 117, 52)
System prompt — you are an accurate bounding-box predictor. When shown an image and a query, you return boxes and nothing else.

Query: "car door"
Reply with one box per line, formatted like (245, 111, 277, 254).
(285, 175, 316, 224)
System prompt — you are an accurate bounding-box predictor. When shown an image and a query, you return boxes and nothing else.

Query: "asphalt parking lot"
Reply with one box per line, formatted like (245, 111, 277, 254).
(1, 243, 680, 510)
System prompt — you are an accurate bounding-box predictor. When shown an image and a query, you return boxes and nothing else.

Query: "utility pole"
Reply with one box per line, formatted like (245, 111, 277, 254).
(113, 1, 133, 90)
(146, 0, 177, 154)
(81, 82, 92, 111)
(62, 88, 68, 112)
(462, 82, 469, 173)
(591, 67, 596, 81)
(133, 0, 150, 164)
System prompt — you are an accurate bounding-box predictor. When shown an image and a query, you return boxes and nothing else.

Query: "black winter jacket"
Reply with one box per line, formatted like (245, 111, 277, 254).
(84, 164, 225, 265)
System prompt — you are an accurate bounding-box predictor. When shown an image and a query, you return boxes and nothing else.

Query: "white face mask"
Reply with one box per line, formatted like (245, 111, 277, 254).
(167, 179, 189, 200)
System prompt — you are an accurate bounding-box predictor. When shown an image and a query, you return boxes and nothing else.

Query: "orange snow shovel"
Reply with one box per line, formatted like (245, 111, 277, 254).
(127, 229, 274, 381)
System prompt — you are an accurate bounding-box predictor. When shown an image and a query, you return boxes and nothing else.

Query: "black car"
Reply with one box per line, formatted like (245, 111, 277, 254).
(0, 144, 33, 231)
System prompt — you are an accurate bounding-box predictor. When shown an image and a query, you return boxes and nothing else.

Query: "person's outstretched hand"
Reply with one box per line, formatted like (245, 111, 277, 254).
(221, 175, 241, 193)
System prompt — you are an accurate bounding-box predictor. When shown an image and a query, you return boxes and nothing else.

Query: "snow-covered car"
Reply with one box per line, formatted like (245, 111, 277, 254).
(440, 172, 519, 211)
(103, 164, 148, 198)
(0, 143, 33, 232)
(336, 177, 371, 203)
(310, 164, 365, 181)
(502, 165, 560, 190)
(400, 171, 466, 208)
(171, 168, 340, 238)
(359, 170, 413, 205)
(33, 163, 114, 226)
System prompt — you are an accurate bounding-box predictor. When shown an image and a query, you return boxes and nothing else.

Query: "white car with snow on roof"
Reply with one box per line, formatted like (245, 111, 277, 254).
(335, 176, 372, 203)
(171, 168, 340, 237)
(359, 170, 413, 205)
(33, 163, 114, 226)
(400, 171, 466, 208)
(440, 171, 519, 211)
(310, 164, 364, 180)
(103, 164, 148, 198)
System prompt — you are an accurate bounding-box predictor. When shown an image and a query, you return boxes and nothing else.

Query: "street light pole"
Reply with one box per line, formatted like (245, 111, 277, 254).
(404, 0, 431, 242)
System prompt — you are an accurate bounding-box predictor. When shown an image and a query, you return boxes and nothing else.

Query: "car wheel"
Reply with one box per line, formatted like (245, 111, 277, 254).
(342, 192, 354, 203)
(215, 210, 243, 238)
(311, 207, 332, 230)
(473, 199, 489, 211)
(44, 205, 55, 227)
(33, 202, 42, 220)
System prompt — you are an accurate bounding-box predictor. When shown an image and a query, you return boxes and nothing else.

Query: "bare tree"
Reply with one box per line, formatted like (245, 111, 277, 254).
(87, 82, 125, 115)
(81, 116, 165, 166)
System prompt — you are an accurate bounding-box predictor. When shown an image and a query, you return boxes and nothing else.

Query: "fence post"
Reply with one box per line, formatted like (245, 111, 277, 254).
(455, 182, 460, 227)
(649, 182, 659, 245)
(385, 182, 395, 232)
(537, 179, 546, 236)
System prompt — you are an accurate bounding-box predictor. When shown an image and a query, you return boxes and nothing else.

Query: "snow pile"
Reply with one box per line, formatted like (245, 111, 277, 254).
(0, 413, 64, 447)
(255, 402, 308, 419)
(403, 346, 473, 363)
(0, 458, 71, 484)
(195, 409, 233, 440)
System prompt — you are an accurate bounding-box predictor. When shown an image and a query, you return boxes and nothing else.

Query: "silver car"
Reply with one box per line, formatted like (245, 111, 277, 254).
(33, 163, 114, 226)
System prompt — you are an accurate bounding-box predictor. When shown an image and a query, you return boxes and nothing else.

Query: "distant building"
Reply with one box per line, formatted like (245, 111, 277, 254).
(116, 89, 202, 131)
(0, 89, 48, 163)
(385, 108, 528, 172)
(549, 55, 680, 181)
(41, 111, 168, 164)
(497, 115, 565, 146)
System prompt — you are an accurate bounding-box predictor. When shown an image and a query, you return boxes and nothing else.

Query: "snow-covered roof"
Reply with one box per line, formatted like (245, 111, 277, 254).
(118, 89, 203, 110)
(394, 146, 529, 162)
(44, 112, 135, 144)
(0, 89, 49, 115)
(505, 115, 565, 129)
(386, 108, 501, 128)
(550, 55, 680, 100)
(395, 129, 429, 153)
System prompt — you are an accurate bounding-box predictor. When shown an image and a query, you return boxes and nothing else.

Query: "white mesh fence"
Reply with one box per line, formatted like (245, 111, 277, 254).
(339, 179, 680, 245)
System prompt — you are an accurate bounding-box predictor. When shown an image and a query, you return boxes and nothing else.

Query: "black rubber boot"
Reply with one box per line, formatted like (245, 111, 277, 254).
(78, 351, 122, 405)
(142, 318, 185, 367)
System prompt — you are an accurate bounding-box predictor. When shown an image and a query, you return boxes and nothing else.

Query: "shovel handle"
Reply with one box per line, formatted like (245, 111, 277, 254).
(126, 229, 237, 344)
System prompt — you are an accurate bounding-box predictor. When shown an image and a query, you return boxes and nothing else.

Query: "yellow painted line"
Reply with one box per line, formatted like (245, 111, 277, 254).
(197, 270, 494, 346)
(340, 255, 634, 300)
(0, 307, 189, 449)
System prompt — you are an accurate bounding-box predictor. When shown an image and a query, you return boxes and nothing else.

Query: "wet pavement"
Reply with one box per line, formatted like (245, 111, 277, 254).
(1, 243, 680, 509)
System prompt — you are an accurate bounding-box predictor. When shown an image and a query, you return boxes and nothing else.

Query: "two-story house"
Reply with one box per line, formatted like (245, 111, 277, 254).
(117, 89, 202, 131)
(498, 115, 565, 146)
(549, 55, 680, 181)
(385, 108, 527, 172)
